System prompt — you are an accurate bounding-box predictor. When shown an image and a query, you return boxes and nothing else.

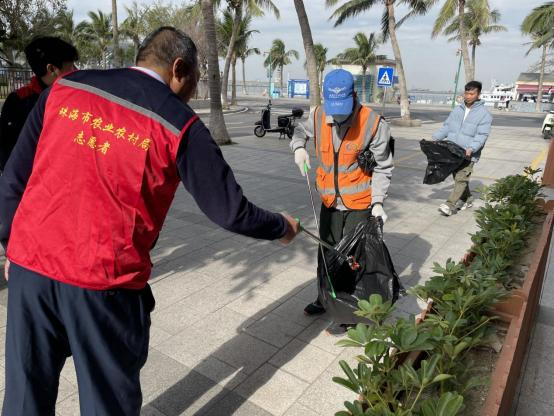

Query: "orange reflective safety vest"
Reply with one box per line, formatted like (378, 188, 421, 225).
(314, 105, 381, 210)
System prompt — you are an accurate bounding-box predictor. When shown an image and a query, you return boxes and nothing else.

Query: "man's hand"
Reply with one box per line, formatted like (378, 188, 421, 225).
(294, 148, 310, 176)
(4, 259, 10, 281)
(372, 203, 388, 223)
(279, 213, 300, 245)
(465, 148, 473, 157)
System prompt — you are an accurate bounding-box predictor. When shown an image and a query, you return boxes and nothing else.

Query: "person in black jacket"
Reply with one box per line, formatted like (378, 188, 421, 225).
(0, 36, 78, 171)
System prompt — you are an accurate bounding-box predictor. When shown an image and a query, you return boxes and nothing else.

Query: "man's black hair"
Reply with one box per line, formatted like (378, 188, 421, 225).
(136, 26, 197, 69)
(24, 37, 79, 77)
(464, 81, 482, 93)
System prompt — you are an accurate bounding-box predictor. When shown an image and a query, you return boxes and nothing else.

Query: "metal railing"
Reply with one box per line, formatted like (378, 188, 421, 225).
(0, 68, 34, 99)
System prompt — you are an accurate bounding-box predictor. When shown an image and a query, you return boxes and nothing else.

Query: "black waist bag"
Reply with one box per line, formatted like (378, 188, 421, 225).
(317, 217, 404, 325)
(420, 139, 467, 185)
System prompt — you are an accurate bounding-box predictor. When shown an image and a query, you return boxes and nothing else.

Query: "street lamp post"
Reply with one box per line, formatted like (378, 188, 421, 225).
(263, 51, 273, 100)
(452, 49, 463, 108)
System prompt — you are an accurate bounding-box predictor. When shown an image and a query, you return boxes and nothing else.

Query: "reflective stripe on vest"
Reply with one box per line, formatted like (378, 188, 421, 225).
(7, 77, 198, 290)
(314, 105, 381, 209)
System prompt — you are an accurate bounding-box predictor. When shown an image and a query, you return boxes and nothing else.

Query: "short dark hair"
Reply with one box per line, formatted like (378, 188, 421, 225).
(24, 37, 79, 77)
(465, 81, 482, 93)
(136, 26, 197, 69)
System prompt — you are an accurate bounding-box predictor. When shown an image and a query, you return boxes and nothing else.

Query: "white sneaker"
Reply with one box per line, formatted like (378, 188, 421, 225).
(438, 203, 453, 216)
(459, 199, 473, 211)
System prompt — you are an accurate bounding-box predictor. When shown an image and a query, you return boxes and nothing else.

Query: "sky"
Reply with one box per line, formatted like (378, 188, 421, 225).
(67, 0, 548, 91)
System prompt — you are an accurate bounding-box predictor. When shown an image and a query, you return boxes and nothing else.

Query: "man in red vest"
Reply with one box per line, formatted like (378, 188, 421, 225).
(0, 27, 298, 415)
(290, 69, 393, 334)
(0, 36, 78, 172)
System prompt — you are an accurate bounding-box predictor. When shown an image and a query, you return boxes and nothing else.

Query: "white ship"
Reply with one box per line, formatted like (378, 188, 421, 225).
(481, 80, 517, 108)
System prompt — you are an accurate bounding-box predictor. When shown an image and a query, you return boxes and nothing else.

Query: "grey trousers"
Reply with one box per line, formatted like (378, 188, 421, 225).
(446, 161, 474, 208)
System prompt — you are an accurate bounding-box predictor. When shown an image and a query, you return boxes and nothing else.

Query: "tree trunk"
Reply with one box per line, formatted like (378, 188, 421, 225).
(221, 3, 242, 109)
(231, 55, 237, 105)
(293, 0, 321, 108)
(386, 1, 411, 120)
(280, 64, 284, 94)
(201, 0, 231, 145)
(241, 57, 247, 95)
(361, 67, 367, 103)
(458, 0, 472, 82)
(471, 42, 476, 80)
(111, 0, 120, 67)
(133, 37, 141, 57)
(537, 44, 546, 113)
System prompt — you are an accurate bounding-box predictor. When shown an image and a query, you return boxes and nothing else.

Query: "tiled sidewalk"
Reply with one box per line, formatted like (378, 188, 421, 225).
(0, 118, 549, 415)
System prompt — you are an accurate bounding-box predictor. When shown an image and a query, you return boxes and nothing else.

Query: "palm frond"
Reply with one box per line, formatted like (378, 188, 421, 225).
(432, 0, 457, 37)
(328, 0, 378, 27)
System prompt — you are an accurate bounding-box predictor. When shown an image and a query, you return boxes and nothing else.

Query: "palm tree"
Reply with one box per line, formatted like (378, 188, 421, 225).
(327, 0, 431, 121)
(234, 14, 260, 97)
(431, 0, 473, 82)
(264, 39, 299, 93)
(54, 10, 79, 44)
(218, 10, 259, 104)
(111, 0, 120, 67)
(438, 0, 506, 80)
(76, 10, 112, 68)
(201, 0, 231, 145)
(294, 0, 321, 107)
(332, 33, 384, 103)
(221, 0, 279, 108)
(522, 2, 554, 112)
(314, 43, 328, 90)
(238, 46, 260, 96)
(120, 2, 148, 56)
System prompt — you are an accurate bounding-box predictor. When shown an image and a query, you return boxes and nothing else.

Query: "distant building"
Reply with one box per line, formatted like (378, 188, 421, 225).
(515, 73, 554, 101)
(330, 58, 397, 103)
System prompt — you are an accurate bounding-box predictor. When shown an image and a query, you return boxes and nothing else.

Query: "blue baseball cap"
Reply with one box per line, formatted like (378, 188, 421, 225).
(323, 69, 355, 116)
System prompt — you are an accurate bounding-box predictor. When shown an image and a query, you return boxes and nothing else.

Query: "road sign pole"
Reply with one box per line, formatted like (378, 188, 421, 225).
(377, 67, 393, 116)
(381, 86, 387, 116)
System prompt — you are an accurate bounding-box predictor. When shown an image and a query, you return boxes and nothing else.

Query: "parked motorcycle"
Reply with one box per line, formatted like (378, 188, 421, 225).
(543, 110, 554, 140)
(254, 100, 304, 139)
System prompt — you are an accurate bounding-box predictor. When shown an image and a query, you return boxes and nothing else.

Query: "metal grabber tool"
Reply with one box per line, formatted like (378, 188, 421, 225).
(299, 162, 355, 299)
(298, 224, 360, 271)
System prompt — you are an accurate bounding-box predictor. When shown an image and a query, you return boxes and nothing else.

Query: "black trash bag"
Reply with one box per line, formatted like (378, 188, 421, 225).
(420, 139, 467, 185)
(317, 216, 405, 325)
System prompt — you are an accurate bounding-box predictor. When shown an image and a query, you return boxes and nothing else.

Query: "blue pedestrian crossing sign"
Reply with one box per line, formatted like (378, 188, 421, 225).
(377, 67, 394, 87)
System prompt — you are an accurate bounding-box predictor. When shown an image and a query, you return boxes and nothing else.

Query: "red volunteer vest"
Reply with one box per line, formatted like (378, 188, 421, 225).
(7, 77, 197, 290)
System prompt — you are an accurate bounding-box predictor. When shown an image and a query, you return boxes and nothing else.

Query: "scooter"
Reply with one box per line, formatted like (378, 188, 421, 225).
(254, 100, 304, 139)
(543, 110, 554, 140)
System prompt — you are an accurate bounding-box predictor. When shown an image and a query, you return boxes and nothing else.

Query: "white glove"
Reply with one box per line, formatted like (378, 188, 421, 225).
(294, 148, 311, 176)
(372, 203, 388, 223)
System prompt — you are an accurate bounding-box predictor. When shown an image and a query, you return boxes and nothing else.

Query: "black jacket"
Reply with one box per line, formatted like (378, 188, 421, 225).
(0, 76, 45, 171)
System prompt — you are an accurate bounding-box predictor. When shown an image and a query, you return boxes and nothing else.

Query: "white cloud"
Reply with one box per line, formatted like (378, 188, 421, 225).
(66, 0, 548, 90)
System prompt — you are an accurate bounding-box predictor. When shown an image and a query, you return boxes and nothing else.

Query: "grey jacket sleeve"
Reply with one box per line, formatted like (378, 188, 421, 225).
(470, 112, 492, 153)
(432, 111, 452, 141)
(290, 108, 315, 152)
(370, 119, 393, 206)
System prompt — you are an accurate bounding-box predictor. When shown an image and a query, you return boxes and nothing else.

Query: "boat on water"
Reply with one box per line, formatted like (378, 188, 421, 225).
(480, 81, 517, 108)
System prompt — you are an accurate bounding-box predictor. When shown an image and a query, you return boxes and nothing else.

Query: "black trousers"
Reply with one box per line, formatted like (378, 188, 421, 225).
(2, 263, 154, 416)
(318, 204, 372, 294)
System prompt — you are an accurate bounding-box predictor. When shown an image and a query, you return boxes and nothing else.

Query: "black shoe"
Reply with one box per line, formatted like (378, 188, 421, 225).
(304, 300, 326, 316)
(326, 323, 352, 337)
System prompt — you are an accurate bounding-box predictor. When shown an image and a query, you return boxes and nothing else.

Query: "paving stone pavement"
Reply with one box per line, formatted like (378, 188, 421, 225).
(0, 113, 550, 415)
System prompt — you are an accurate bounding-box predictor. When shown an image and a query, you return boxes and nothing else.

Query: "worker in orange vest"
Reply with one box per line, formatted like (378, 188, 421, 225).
(290, 69, 393, 334)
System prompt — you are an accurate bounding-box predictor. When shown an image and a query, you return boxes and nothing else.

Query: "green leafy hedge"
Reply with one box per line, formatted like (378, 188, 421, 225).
(334, 168, 543, 416)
